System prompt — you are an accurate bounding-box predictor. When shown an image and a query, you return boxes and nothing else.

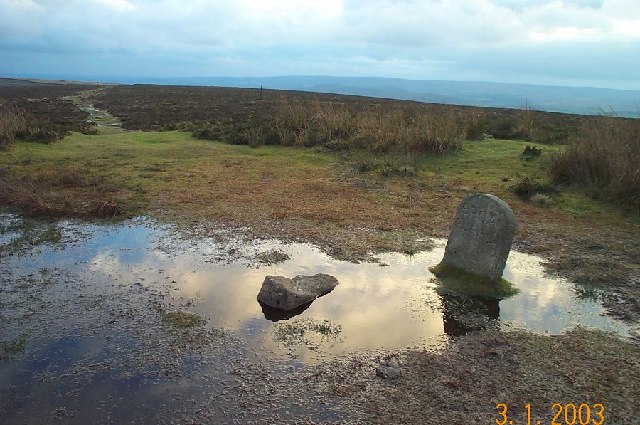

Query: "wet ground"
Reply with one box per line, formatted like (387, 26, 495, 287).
(0, 215, 634, 423)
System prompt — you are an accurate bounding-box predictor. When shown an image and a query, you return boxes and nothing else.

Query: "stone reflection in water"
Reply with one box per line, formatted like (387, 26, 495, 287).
(439, 291, 500, 337)
(1, 216, 632, 366)
(82, 226, 630, 363)
(260, 301, 313, 322)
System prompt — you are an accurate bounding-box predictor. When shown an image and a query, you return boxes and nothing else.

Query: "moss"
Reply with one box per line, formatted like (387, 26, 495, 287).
(273, 318, 342, 347)
(255, 249, 290, 265)
(162, 310, 204, 328)
(429, 262, 518, 299)
(0, 334, 28, 359)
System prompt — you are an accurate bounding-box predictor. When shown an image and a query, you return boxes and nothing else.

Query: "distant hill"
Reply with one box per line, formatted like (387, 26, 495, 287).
(125, 76, 640, 117)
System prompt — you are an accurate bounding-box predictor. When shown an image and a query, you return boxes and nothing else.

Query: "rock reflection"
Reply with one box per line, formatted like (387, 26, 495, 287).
(439, 291, 500, 338)
(1, 216, 633, 364)
(260, 301, 313, 322)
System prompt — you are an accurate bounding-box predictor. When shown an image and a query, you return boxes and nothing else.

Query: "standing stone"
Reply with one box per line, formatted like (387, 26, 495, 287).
(440, 194, 517, 281)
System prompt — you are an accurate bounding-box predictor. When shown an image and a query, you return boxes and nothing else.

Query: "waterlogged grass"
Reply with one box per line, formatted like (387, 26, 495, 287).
(0, 334, 28, 359)
(0, 217, 62, 255)
(273, 318, 343, 347)
(162, 310, 204, 328)
(430, 262, 518, 299)
(254, 249, 291, 265)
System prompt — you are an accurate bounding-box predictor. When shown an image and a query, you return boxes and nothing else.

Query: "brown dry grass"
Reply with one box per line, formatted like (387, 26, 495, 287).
(0, 103, 26, 148)
(0, 164, 131, 218)
(551, 117, 640, 211)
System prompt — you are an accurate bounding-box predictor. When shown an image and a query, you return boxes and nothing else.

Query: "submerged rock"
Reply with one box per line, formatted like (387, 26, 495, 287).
(376, 356, 401, 379)
(257, 274, 339, 311)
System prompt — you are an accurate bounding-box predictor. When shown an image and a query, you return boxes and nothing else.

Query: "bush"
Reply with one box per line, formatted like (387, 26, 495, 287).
(550, 117, 640, 210)
(522, 145, 542, 159)
(464, 113, 487, 140)
(0, 104, 26, 148)
(272, 101, 463, 155)
(512, 177, 557, 200)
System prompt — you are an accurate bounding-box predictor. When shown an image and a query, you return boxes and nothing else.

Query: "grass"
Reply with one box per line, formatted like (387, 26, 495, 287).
(0, 131, 629, 232)
(161, 310, 204, 328)
(0, 334, 28, 359)
(430, 262, 518, 299)
(0, 130, 637, 311)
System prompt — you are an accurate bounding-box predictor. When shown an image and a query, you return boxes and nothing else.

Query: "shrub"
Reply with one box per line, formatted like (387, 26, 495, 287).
(530, 193, 554, 207)
(550, 117, 640, 210)
(0, 104, 26, 148)
(464, 113, 487, 140)
(522, 145, 542, 159)
(271, 101, 463, 156)
(512, 177, 557, 200)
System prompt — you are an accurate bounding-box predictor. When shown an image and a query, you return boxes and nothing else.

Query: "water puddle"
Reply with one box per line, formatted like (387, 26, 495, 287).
(1, 215, 631, 365)
(1, 215, 635, 423)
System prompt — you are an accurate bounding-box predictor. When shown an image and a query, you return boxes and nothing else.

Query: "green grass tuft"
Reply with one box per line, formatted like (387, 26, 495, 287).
(0, 334, 28, 359)
(162, 310, 204, 328)
(430, 262, 518, 299)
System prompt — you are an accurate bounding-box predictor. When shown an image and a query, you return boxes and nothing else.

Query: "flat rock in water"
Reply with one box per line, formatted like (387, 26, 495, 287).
(441, 194, 517, 281)
(257, 273, 339, 311)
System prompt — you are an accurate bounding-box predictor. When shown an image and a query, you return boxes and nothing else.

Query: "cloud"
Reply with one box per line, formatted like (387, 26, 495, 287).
(94, 0, 136, 13)
(3, 0, 639, 49)
(0, 0, 46, 37)
(0, 0, 638, 88)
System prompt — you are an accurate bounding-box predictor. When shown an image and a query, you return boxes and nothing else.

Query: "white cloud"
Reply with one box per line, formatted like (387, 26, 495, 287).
(338, 0, 524, 48)
(529, 26, 601, 42)
(0, 0, 638, 88)
(611, 18, 640, 38)
(0, 0, 46, 37)
(94, 0, 136, 13)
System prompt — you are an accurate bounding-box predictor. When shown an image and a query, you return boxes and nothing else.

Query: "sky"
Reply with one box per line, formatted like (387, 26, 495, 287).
(1, 0, 639, 89)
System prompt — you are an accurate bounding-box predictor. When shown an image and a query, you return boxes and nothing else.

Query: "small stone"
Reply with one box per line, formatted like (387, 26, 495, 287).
(376, 356, 401, 379)
(257, 274, 339, 311)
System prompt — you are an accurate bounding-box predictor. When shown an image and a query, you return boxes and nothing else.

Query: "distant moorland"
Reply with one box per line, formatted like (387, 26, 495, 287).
(109, 75, 640, 117)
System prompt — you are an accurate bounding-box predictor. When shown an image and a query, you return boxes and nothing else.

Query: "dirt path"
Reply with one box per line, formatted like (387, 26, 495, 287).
(63, 89, 123, 133)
